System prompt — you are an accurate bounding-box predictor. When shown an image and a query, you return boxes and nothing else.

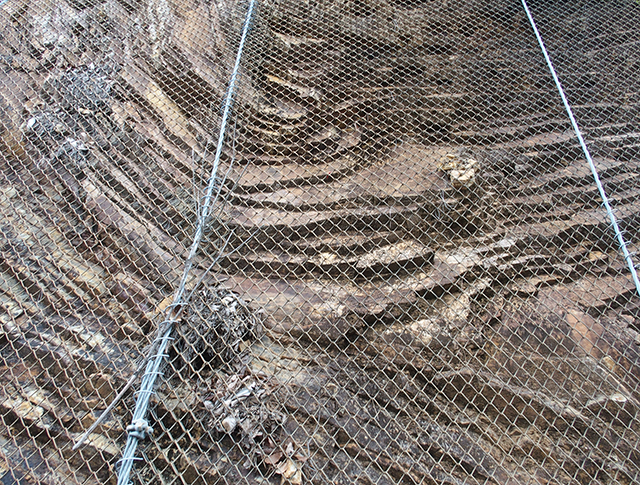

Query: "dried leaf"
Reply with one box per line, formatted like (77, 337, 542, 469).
(285, 441, 295, 457)
(276, 458, 297, 478)
(264, 450, 283, 466)
(293, 452, 309, 463)
(288, 468, 303, 485)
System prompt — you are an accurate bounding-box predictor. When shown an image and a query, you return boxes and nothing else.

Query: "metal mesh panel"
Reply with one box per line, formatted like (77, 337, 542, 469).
(0, 0, 639, 484)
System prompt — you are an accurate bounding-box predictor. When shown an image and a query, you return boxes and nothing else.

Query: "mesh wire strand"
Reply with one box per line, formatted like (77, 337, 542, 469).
(0, 0, 639, 484)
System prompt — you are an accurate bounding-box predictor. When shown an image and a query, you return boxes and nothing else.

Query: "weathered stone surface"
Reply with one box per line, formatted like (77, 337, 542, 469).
(0, 0, 639, 484)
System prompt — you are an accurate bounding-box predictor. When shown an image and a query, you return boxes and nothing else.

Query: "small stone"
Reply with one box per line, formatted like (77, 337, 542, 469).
(507, 281, 538, 297)
(438, 156, 479, 187)
(601, 355, 617, 372)
(221, 416, 238, 433)
(587, 251, 607, 262)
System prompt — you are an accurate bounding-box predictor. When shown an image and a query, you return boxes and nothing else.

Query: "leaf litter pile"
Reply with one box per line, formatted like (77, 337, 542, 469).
(167, 286, 305, 483)
(173, 286, 261, 372)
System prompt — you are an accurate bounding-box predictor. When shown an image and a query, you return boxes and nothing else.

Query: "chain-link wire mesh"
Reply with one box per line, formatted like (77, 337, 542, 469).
(0, 0, 639, 483)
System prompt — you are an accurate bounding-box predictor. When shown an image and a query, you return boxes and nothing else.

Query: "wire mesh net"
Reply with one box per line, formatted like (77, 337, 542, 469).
(0, 0, 639, 483)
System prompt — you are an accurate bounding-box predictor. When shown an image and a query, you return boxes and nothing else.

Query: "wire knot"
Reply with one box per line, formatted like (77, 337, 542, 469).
(126, 419, 153, 440)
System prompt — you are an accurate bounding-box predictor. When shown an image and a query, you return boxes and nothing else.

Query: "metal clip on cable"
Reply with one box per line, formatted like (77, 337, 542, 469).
(126, 419, 153, 441)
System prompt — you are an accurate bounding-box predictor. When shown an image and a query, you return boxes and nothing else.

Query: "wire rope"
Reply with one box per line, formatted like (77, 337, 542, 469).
(115, 1, 257, 483)
(521, 0, 640, 298)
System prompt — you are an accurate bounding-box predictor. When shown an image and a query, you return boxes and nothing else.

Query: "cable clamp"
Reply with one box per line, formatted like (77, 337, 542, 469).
(126, 419, 153, 440)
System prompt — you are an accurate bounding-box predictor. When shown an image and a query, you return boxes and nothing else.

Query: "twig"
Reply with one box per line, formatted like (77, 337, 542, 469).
(72, 368, 143, 451)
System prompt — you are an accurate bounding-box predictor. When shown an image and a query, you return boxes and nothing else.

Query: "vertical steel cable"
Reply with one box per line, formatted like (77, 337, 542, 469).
(115, 1, 257, 483)
(521, 0, 640, 298)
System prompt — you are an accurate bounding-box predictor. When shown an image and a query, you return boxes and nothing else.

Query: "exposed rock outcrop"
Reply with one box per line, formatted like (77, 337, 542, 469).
(0, 0, 638, 484)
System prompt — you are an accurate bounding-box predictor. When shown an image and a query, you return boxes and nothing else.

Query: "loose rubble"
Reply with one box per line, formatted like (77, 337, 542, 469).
(438, 153, 479, 188)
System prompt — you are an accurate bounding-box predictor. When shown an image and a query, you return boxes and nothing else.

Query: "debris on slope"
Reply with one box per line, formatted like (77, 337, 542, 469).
(172, 286, 262, 373)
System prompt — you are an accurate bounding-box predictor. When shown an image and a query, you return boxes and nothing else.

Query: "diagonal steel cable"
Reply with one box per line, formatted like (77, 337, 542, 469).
(521, 0, 640, 298)
(114, 1, 257, 483)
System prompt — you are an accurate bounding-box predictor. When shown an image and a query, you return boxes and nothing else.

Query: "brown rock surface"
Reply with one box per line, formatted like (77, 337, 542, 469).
(0, 0, 639, 484)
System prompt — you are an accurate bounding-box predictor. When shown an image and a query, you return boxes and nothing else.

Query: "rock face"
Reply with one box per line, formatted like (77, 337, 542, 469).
(0, 0, 639, 484)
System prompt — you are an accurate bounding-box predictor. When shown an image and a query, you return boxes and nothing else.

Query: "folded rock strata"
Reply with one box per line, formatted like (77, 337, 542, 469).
(0, 0, 638, 484)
